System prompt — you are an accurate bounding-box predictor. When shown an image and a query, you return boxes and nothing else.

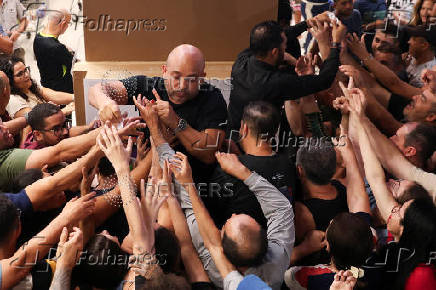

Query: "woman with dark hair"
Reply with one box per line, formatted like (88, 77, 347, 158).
(352, 91, 436, 290)
(0, 56, 74, 120)
(410, 0, 435, 25)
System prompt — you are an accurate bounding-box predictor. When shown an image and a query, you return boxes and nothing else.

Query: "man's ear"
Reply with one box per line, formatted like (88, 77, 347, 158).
(271, 47, 279, 58)
(33, 130, 43, 142)
(404, 146, 417, 157)
(297, 164, 304, 177)
(425, 113, 436, 122)
(161, 64, 167, 75)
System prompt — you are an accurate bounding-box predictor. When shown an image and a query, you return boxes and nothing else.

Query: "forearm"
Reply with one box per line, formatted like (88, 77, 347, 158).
(175, 127, 223, 164)
(184, 183, 222, 250)
(363, 57, 417, 98)
(57, 129, 100, 162)
(341, 146, 370, 213)
(358, 120, 397, 220)
(6, 215, 66, 287)
(116, 167, 152, 254)
(318, 40, 331, 61)
(243, 173, 294, 249)
(361, 116, 412, 178)
(0, 35, 13, 54)
(89, 83, 116, 109)
(167, 196, 210, 283)
(49, 268, 72, 290)
(42, 88, 74, 105)
(4, 117, 27, 135)
(69, 125, 93, 137)
(17, 18, 27, 33)
(363, 88, 402, 136)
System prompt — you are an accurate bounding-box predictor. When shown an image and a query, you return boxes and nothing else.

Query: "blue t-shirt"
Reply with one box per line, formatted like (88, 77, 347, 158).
(354, 0, 387, 24)
(3, 190, 33, 216)
(341, 9, 363, 36)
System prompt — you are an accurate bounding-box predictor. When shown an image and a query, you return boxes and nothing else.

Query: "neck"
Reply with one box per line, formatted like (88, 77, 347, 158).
(256, 55, 277, 67)
(415, 50, 435, 65)
(302, 179, 335, 198)
(0, 243, 15, 260)
(242, 137, 273, 156)
(42, 26, 59, 38)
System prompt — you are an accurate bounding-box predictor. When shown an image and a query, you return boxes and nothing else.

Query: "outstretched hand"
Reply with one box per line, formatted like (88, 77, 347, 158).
(97, 124, 133, 172)
(215, 152, 251, 181)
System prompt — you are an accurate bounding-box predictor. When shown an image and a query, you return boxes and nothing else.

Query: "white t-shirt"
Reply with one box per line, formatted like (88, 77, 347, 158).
(406, 57, 436, 88)
(0, 0, 25, 33)
(6, 92, 43, 118)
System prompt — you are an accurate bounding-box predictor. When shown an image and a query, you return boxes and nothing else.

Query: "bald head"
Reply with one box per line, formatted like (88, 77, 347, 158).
(166, 44, 205, 72)
(47, 9, 71, 36)
(222, 214, 267, 267)
(162, 44, 206, 104)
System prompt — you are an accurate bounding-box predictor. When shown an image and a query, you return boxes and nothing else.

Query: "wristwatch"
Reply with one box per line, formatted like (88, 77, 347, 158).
(174, 118, 188, 134)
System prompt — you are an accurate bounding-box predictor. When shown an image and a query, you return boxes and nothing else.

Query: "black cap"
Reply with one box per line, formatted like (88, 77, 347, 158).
(405, 25, 436, 48)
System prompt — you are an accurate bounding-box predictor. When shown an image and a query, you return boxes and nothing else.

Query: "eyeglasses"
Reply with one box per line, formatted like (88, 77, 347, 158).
(391, 205, 401, 214)
(14, 66, 30, 78)
(40, 120, 72, 136)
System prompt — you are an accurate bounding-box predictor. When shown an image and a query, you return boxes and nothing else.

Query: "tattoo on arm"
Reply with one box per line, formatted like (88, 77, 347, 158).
(49, 268, 72, 290)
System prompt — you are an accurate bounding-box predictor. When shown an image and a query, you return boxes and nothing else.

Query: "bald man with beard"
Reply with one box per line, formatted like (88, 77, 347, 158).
(88, 44, 228, 182)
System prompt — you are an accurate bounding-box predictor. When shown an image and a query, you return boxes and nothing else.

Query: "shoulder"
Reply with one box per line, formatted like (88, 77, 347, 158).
(198, 83, 227, 108)
(406, 264, 436, 289)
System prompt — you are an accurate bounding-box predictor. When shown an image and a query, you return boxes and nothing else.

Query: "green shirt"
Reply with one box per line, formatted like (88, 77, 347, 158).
(0, 149, 32, 190)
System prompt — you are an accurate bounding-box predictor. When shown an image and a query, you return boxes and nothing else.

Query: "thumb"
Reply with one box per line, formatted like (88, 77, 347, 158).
(59, 227, 68, 246)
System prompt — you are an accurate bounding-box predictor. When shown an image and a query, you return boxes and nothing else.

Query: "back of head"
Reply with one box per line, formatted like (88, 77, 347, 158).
(222, 220, 268, 268)
(78, 234, 128, 289)
(155, 226, 181, 274)
(250, 21, 283, 57)
(242, 101, 280, 140)
(396, 182, 430, 204)
(296, 140, 337, 185)
(139, 272, 190, 290)
(278, 0, 292, 26)
(327, 212, 374, 270)
(48, 9, 68, 25)
(10, 168, 43, 193)
(28, 103, 60, 130)
(0, 195, 19, 245)
(404, 122, 436, 166)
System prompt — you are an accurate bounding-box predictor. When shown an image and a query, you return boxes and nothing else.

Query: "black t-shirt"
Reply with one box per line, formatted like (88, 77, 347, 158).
(120, 76, 228, 182)
(33, 33, 73, 93)
(205, 153, 296, 229)
(388, 93, 410, 122)
(227, 47, 340, 136)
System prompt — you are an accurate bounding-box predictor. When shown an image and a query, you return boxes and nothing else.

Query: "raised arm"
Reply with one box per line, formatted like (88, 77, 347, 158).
(98, 125, 164, 255)
(25, 145, 103, 211)
(161, 160, 210, 283)
(348, 93, 398, 221)
(334, 115, 370, 214)
(41, 87, 74, 105)
(215, 153, 294, 257)
(168, 152, 236, 280)
(346, 33, 421, 99)
(88, 81, 126, 123)
(1, 194, 95, 289)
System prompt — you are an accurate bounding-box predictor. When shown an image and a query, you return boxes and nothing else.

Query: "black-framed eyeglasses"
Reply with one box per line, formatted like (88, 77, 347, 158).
(14, 66, 30, 78)
(40, 120, 72, 136)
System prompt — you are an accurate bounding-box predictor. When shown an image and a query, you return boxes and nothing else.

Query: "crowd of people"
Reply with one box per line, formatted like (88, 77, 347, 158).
(0, 0, 435, 289)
